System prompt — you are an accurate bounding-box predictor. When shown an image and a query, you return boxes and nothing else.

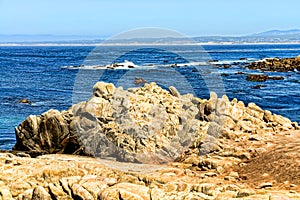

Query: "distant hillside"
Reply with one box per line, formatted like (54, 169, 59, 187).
(192, 29, 300, 44)
(251, 29, 300, 36)
(0, 34, 104, 43)
(1, 29, 300, 45)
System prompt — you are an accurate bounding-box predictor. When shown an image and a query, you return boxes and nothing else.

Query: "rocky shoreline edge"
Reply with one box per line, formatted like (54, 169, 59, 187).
(1, 81, 300, 199)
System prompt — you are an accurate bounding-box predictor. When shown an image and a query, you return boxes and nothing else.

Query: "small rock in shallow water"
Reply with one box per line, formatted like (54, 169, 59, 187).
(246, 74, 269, 82)
(251, 84, 267, 89)
(134, 77, 147, 85)
(18, 99, 31, 104)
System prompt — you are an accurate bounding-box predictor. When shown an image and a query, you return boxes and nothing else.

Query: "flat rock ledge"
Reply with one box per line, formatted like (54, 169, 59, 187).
(1, 152, 300, 200)
(4, 81, 300, 199)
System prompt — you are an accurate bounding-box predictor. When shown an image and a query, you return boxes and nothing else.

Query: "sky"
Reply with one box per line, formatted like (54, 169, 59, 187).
(0, 0, 299, 37)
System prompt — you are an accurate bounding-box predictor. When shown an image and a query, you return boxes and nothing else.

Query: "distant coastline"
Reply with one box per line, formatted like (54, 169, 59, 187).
(1, 29, 300, 46)
(1, 42, 300, 47)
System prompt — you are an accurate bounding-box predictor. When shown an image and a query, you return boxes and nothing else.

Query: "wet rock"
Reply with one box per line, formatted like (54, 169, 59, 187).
(251, 84, 267, 89)
(246, 56, 300, 72)
(246, 74, 269, 82)
(270, 76, 284, 80)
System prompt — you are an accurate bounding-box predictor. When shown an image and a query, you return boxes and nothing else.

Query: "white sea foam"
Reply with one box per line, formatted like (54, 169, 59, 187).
(209, 58, 257, 65)
(61, 61, 210, 70)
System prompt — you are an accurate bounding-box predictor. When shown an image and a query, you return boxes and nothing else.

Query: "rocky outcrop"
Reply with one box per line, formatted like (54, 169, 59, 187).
(246, 56, 300, 72)
(6, 81, 300, 199)
(246, 74, 284, 82)
(14, 82, 299, 165)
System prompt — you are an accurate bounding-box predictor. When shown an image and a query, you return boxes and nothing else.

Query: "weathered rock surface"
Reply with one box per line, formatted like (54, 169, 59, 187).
(246, 56, 300, 72)
(0, 151, 300, 200)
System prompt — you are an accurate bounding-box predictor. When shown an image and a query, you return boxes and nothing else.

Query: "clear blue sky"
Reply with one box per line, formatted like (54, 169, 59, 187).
(0, 0, 299, 37)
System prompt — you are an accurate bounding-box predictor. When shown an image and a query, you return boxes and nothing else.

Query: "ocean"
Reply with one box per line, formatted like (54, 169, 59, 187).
(0, 44, 300, 150)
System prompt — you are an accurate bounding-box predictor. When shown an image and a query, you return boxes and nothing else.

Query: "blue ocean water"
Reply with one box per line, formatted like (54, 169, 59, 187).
(0, 44, 300, 150)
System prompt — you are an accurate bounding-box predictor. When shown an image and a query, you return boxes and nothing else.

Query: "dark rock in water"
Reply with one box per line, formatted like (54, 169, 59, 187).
(19, 99, 31, 104)
(113, 62, 118, 68)
(239, 58, 247, 60)
(246, 74, 269, 82)
(128, 65, 135, 68)
(246, 55, 300, 72)
(235, 72, 245, 75)
(246, 74, 284, 82)
(208, 59, 219, 63)
(221, 73, 229, 77)
(134, 77, 146, 85)
(251, 84, 267, 89)
(270, 76, 284, 80)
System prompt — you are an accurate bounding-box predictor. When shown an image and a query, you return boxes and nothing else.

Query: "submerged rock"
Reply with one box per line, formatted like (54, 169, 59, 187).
(246, 74, 284, 82)
(134, 77, 147, 85)
(246, 74, 269, 82)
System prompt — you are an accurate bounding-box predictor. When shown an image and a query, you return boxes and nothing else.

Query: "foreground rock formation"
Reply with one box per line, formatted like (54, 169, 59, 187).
(2, 138, 300, 200)
(7, 81, 300, 199)
(246, 55, 300, 72)
(14, 82, 299, 162)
